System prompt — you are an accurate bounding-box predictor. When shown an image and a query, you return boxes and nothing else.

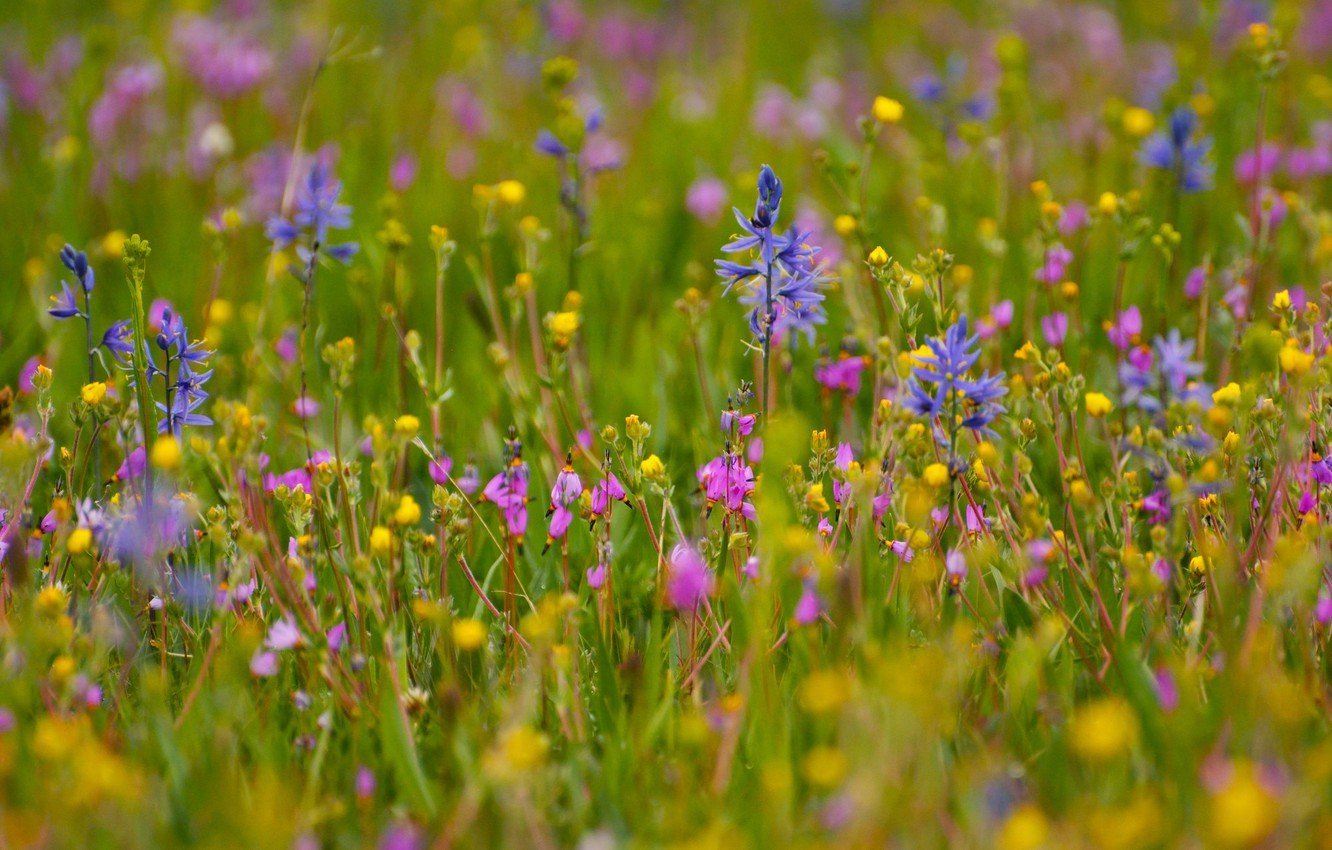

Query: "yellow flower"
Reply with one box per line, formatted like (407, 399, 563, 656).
(1209, 761, 1278, 848)
(872, 95, 904, 124)
(36, 584, 69, 618)
(549, 311, 580, 339)
(495, 179, 526, 206)
(393, 494, 422, 527)
(370, 526, 393, 556)
(208, 299, 234, 325)
(998, 804, 1050, 850)
(1084, 392, 1113, 418)
(797, 670, 851, 715)
(923, 463, 950, 488)
(150, 436, 182, 471)
(1014, 341, 1040, 361)
(66, 528, 93, 555)
(867, 245, 889, 266)
(1070, 697, 1137, 761)
(101, 230, 127, 258)
(393, 414, 420, 437)
(1279, 341, 1314, 375)
(452, 618, 487, 651)
(1097, 191, 1119, 216)
(1212, 382, 1241, 406)
(1272, 289, 1291, 310)
(640, 454, 665, 480)
(80, 382, 107, 406)
(801, 746, 848, 789)
(804, 483, 830, 514)
(500, 725, 549, 770)
(1122, 106, 1155, 137)
(833, 214, 857, 237)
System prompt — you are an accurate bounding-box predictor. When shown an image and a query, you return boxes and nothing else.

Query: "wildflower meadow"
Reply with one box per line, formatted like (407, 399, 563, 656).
(4, 0, 1332, 846)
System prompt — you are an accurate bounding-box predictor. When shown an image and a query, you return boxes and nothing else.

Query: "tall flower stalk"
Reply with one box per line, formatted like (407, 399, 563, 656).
(122, 236, 158, 498)
(716, 164, 828, 421)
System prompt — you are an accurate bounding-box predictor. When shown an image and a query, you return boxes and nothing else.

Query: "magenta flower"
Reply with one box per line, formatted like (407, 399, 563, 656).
(815, 354, 867, 396)
(1106, 305, 1142, 351)
(545, 460, 585, 547)
(1040, 312, 1069, 346)
(250, 650, 278, 677)
(794, 582, 823, 625)
(265, 618, 303, 651)
(697, 453, 757, 519)
(666, 544, 713, 611)
(1036, 243, 1073, 284)
(590, 472, 626, 517)
(685, 176, 727, 224)
(720, 407, 757, 437)
(428, 456, 453, 486)
(482, 440, 531, 541)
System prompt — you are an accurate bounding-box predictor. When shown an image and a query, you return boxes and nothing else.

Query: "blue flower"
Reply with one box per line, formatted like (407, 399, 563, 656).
(1120, 329, 1212, 413)
(101, 319, 135, 362)
(59, 244, 94, 294)
(48, 280, 83, 319)
(714, 165, 830, 347)
(1139, 107, 1213, 193)
(266, 160, 359, 267)
(904, 316, 1007, 436)
(141, 309, 214, 436)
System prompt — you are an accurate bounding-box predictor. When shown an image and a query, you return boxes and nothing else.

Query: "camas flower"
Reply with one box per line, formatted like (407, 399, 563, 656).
(1140, 106, 1213, 193)
(904, 316, 1008, 437)
(1119, 329, 1212, 413)
(266, 160, 359, 267)
(715, 165, 831, 347)
(146, 309, 215, 435)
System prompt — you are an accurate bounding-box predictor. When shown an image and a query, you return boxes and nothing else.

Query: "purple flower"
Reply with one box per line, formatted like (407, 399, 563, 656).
(686, 177, 727, 224)
(1106, 305, 1142, 351)
(1040, 312, 1069, 346)
(666, 544, 713, 611)
(794, 582, 822, 625)
(265, 617, 303, 651)
(250, 650, 278, 677)
(904, 316, 1007, 437)
(1036, 243, 1073, 285)
(545, 461, 584, 546)
(590, 472, 626, 517)
(1139, 106, 1213, 193)
(428, 456, 454, 486)
(482, 438, 531, 541)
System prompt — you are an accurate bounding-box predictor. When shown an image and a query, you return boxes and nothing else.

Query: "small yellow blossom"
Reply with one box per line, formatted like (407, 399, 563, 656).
(998, 804, 1050, 850)
(1122, 106, 1155, 137)
(867, 245, 889, 266)
(500, 725, 549, 770)
(923, 463, 950, 488)
(495, 180, 526, 206)
(1098, 192, 1119, 216)
(801, 746, 848, 789)
(640, 454, 665, 480)
(67, 528, 93, 555)
(1279, 341, 1314, 375)
(370, 526, 392, 556)
(833, 214, 857, 237)
(872, 96, 904, 124)
(150, 436, 182, 471)
(1272, 289, 1291, 310)
(452, 618, 487, 651)
(1209, 761, 1278, 848)
(1070, 697, 1137, 761)
(1085, 392, 1113, 417)
(393, 494, 422, 526)
(1212, 383, 1241, 406)
(797, 670, 851, 715)
(393, 414, 420, 437)
(81, 382, 107, 406)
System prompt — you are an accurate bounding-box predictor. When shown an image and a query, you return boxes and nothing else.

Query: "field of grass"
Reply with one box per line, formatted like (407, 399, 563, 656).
(3, 0, 1332, 847)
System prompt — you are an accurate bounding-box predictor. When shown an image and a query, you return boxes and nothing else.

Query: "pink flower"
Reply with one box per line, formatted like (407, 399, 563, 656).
(685, 177, 727, 224)
(666, 544, 713, 611)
